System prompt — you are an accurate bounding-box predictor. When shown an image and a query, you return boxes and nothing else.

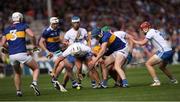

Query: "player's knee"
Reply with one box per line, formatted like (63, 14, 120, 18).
(13, 66, 21, 74)
(114, 63, 122, 69)
(58, 62, 64, 68)
(32, 64, 39, 71)
(114, 66, 121, 71)
(14, 67, 22, 75)
(145, 62, 151, 67)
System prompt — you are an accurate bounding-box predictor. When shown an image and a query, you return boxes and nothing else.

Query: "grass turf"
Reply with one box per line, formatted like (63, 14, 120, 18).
(0, 65, 180, 101)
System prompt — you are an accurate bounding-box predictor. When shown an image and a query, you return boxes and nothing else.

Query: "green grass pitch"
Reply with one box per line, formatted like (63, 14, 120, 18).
(0, 65, 180, 101)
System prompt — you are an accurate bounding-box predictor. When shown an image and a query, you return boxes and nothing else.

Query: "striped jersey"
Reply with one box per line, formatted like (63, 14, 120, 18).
(99, 32, 126, 56)
(3, 22, 28, 55)
(41, 27, 61, 52)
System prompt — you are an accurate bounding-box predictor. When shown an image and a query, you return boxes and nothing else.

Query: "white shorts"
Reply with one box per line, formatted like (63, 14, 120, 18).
(112, 46, 129, 58)
(9, 53, 32, 65)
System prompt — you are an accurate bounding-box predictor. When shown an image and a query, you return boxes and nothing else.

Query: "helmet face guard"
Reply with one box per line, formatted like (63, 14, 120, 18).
(49, 17, 59, 30)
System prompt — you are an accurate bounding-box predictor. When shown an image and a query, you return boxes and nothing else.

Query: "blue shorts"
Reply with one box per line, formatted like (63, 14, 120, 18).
(67, 55, 76, 64)
(156, 50, 173, 62)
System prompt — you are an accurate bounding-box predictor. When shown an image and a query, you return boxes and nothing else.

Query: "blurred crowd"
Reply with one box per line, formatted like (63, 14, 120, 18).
(0, 0, 180, 76)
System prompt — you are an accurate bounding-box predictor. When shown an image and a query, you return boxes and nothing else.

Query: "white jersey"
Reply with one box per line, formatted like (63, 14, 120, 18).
(113, 31, 128, 45)
(145, 29, 172, 52)
(64, 28, 88, 45)
(62, 42, 91, 57)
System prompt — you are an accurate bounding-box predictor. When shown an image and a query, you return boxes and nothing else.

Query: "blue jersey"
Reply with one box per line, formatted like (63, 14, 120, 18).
(3, 22, 29, 55)
(99, 32, 126, 56)
(42, 27, 61, 52)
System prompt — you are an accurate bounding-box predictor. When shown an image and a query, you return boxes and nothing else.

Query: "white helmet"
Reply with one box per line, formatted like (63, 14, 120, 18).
(12, 12, 23, 22)
(50, 17, 59, 24)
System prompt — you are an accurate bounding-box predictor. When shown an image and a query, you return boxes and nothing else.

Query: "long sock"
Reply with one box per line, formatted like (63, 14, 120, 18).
(32, 80, 37, 85)
(102, 80, 107, 85)
(91, 80, 96, 86)
(16, 90, 22, 93)
(122, 79, 128, 85)
(153, 77, 160, 83)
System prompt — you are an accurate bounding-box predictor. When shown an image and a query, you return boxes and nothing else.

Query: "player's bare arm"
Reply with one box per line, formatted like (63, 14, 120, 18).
(39, 37, 47, 51)
(90, 42, 107, 68)
(132, 38, 148, 46)
(39, 37, 53, 58)
(25, 28, 37, 47)
(125, 34, 134, 53)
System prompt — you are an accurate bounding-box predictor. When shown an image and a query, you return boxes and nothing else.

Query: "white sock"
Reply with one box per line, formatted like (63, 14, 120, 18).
(32, 80, 37, 85)
(153, 77, 160, 83)
(17, 90, 22, 93)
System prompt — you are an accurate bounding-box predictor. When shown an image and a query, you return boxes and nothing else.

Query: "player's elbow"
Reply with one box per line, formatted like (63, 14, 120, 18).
(25, 29, 35, 37)
(38, 41, 43, 47)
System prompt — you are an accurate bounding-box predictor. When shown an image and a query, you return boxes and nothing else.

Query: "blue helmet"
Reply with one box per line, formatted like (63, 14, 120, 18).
(91, 27, 101, 37)
(71, 16, 80, 23)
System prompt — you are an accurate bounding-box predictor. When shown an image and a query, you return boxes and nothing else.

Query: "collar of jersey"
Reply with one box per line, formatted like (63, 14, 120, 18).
(13, 22, 20, 24)
(49, 26, 56, 31)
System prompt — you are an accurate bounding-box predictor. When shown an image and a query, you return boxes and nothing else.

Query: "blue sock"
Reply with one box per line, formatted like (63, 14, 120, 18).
(102, 80, 107, 85)
(72, 80, 77, 85)
(91, 80, 96, 84)
(122, 79, 128, 85)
